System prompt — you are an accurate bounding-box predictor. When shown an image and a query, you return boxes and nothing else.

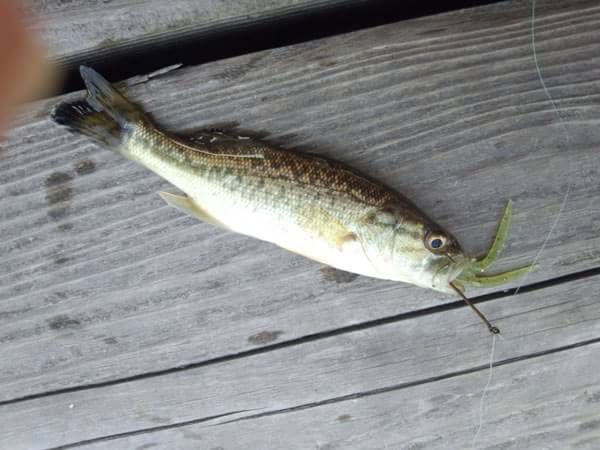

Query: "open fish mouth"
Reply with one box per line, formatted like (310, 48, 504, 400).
(431, 255, 471, 291)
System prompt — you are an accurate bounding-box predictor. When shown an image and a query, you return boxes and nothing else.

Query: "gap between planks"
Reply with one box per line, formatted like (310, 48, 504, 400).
(0, 265, 599, 408)
(42, 338, 600, 450)
(1, 0, 597, 426)
(28, 0, 510, 97)
(0, 270, 600, 448)
(69, 342, 600, 450)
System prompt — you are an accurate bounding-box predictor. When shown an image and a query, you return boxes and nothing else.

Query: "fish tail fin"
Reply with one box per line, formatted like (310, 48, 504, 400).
(51, 66, 148, 147)
(51, 99, 122, 147)
(78, 65, 147, 126)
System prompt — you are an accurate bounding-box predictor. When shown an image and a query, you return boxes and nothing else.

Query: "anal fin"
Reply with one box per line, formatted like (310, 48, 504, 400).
(159, 191, 227, 229)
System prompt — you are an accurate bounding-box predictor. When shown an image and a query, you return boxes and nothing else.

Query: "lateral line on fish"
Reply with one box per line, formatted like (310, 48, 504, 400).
(176, 140, 265, 159)
(161, 130, 265, 159)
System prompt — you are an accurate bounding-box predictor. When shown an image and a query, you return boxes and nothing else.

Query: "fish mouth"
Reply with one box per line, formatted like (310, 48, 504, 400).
(432, 254, 471, 290)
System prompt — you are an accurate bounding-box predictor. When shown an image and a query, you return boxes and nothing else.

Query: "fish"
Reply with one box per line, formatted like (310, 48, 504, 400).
(52, 66, 534, 332)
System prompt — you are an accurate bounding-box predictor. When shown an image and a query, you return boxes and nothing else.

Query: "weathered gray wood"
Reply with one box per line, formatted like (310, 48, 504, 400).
(78, 343, 600, 450)
(22, 0, 338, 60)
(1, 275, 599, 449)
(1, 0, 599, 403)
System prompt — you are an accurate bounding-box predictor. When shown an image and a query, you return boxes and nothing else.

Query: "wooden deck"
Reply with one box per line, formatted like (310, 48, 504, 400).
(2, 0, 600, 448)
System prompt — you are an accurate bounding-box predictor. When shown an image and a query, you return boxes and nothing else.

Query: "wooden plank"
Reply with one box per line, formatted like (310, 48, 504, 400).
(77, 343, 600, 450)
(1, 0, 600, 401)
(1, 275, 599, 449)
(23, 0, 328, 60)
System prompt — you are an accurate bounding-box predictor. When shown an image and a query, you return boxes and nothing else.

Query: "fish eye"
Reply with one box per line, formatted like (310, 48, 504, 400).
(431, 238, 443, 249)
(424, 231, 448, 253)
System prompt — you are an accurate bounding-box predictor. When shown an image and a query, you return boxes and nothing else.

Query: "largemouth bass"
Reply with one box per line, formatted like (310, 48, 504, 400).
(52, 67, 533, 332)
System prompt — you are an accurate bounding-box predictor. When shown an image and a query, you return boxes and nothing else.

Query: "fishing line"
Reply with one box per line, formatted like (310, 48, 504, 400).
(513, 0, 573, 295)
(472, 1, 574, 446)
(471, 333, 497, 448)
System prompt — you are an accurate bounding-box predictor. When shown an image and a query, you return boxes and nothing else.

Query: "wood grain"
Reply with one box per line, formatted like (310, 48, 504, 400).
(1, 274, 599, 449)
(1, 0, 599, 407)
(78, 343, 600, 450)
(22, 0, 325, 59)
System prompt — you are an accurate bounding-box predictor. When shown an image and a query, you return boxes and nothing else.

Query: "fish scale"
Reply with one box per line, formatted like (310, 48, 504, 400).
(128, 123, 390, 239)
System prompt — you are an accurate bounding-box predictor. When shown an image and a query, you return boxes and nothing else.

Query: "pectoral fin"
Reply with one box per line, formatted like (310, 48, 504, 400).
(291, 206, 376, 272)
(301, 206, 358, 250)
(274, 207, 359, 266)
(159, 191, 226, 229)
